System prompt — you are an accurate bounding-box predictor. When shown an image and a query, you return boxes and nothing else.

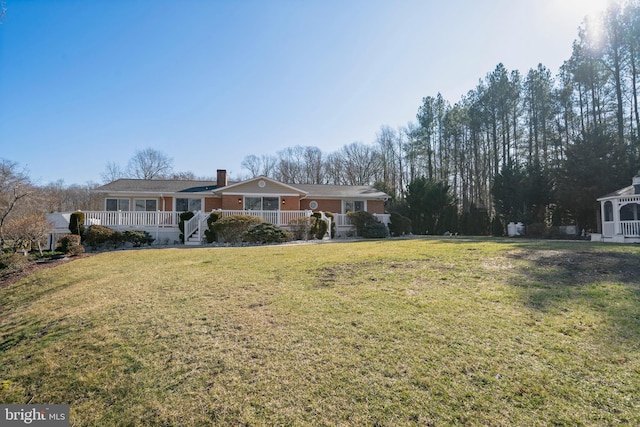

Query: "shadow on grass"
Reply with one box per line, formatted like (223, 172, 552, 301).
(503, 244, 640, 344)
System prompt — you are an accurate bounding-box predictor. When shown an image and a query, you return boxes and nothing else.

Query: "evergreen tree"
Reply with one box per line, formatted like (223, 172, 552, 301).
(405, 177, 457, 235)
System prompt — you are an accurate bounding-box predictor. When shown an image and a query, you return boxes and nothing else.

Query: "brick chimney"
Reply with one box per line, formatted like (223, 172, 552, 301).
(216, 169, 228, 187)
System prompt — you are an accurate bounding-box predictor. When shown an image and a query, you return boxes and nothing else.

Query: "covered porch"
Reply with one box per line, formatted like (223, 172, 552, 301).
(48, 210, 392, 246)
(81, 209, 314, 229)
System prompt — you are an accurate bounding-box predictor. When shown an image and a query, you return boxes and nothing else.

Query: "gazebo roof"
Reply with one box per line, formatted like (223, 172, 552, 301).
(598, 185, 637, 200)
(597, 170, 640, 200)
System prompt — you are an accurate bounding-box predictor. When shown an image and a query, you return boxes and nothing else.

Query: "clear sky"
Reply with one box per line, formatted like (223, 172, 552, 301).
(0, 0, 610, 185)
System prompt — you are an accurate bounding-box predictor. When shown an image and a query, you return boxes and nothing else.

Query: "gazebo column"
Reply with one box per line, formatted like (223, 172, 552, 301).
(613, 199, 622, 234)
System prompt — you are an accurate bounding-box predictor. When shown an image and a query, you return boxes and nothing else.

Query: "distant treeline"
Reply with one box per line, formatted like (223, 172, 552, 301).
(241, 1, 640, 232)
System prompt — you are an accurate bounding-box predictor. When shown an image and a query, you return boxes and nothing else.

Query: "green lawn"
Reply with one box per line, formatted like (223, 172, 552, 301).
(1, 238, 639, 426)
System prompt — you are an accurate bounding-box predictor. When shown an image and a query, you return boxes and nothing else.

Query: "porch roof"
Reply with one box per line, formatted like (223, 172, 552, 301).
(295, 184, 390, 200)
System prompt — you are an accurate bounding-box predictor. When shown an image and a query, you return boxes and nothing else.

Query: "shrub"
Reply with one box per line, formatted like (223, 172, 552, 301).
(310, 213, 329, 239)
(69, 211, 85, 236)
(289, 216, 313, 240)
(58, 234, 84, 256)
(84, 225, 117, 251)
(245, 223, 290, 244)
(212, 215, 263, 244)
(204, 212, 222, 243)
(347, 211, 379, 236)
(361, 222, 389, 238)
(122, 230, 154, 247)
(388, 212, 412, 236)
(0, 252, 31, 272)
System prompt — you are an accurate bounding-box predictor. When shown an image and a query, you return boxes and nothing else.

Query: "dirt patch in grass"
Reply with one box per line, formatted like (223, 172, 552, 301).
(0, 254, 93, 289)
(506, 248, 639, 285)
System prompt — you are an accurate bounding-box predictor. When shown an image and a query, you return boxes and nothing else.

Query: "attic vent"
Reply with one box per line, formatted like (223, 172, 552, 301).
(258, 180, 266, 188)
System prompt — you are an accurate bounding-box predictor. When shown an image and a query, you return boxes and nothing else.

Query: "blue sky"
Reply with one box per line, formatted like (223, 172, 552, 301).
(0, 0, 609, 185)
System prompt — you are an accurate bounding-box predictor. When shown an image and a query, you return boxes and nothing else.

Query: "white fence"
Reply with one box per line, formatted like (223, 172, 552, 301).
(82, 211, 180, 228)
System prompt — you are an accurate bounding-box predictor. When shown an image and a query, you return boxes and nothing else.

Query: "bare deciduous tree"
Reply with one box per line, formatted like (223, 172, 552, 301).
(340, 142, 381, 186)
(4, 213, 52, 255)
(274, 146, 326, 184)
(241, 155, 262, 178)
(242, 154, 278, 178)
(101, 161, 125, 183)
(126, 148, 174, 180)
(0, 159, 33, 251)
(41, 180, 102, 212)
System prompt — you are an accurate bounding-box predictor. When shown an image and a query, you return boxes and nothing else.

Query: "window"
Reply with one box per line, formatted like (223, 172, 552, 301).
(176, 198, 202, 212)
(344, 200, 365, 213)
(604, 201, 613, 221)
(106, 198, 130, 211)
(263, 197, 279, 211)
(134, 199, 157, 211)
(244, 196, 280, 210)
(245, 197, 262, 210)
(620, 203, 638, 221)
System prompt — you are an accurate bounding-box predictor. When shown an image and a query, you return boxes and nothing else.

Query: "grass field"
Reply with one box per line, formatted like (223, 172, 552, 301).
(1, 238, 639, 426)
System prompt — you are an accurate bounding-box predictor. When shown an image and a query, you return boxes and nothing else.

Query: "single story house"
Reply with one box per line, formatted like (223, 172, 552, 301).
(47, 170, 390, 246)
(591, 171, 640, 243)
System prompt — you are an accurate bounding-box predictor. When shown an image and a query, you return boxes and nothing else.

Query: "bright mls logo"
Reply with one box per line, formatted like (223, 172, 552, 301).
(1, 404, 69, 426)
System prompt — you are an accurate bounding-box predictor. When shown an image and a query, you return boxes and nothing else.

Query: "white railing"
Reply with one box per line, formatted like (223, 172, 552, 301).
(215, 210, 311, 226)
(79, 210, 391, 231)
(83, 211, 180, 228)
(620, 220, 640, 236)
(183, 211, 203, 240)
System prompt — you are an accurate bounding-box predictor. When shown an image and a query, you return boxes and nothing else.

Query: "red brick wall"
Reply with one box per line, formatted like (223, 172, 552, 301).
(367, 200, 385, 214)
(221, 195, 243, 210)
(161, 197, 172, 211)
(280, 196, 300, 210)
(205, 197, 221, 211)
(300, 199, 342, 213)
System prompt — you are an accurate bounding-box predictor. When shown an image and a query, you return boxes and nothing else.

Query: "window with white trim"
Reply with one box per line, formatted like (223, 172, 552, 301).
(134, 199, 157, 211)
(344, 200, 365, 213)
(604, 201, 613, 221)
(176, 198, 202, 212)
(106, 198, 130, 211)
(245, 196, 280, 211)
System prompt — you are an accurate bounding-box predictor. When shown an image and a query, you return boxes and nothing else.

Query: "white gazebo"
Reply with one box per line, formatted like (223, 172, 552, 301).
(592, 171, 640, 243)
